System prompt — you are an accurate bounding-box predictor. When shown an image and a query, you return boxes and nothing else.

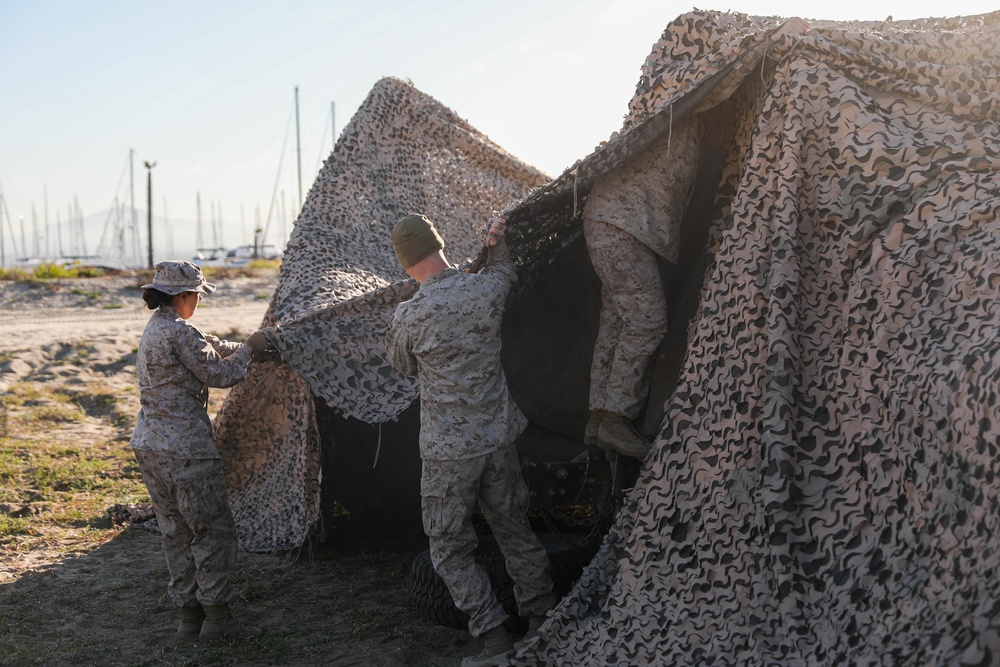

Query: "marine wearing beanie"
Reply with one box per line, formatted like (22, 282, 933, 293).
(391, 214, 445, 268)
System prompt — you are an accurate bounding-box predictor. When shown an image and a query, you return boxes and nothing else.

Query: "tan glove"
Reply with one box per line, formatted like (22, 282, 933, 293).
(245, 326, 281, 361)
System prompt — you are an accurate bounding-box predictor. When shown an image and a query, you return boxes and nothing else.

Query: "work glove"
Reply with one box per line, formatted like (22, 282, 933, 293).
(245, 326, 281, 362)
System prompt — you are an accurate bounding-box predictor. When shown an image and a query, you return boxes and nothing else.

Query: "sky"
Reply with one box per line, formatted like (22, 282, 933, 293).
(1, 0, 996, 266)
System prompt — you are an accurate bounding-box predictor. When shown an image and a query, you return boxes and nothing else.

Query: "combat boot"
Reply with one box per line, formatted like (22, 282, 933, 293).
(514, 614, 549, 649)
(597, 414, 651, 459)
(462, 624, 514, 667)
(527, 615, 546, 634)
(584, 410, 612, 446)
(199, 603, 263, 641)
(177, 602, 205, 636)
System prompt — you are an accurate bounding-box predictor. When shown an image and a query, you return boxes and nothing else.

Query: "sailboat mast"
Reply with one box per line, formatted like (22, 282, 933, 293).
(32, 204, 38, 258)
(76, 196, 87, 257)
(163, 197, 174, 258)
(43, 186, 49, 257)
(130, 149, 137, 266)
(196, 191, 203, 250)
(0, 191, 5, 267)
(145, 160, 155, 269)
(295, 86, 302, 212)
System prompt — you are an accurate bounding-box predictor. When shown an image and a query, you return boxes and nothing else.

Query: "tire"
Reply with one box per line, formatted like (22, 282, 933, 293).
(410, 532, 600, 632)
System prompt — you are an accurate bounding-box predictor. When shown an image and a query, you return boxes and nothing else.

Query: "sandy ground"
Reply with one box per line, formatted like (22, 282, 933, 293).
(0, 272, 477, 666)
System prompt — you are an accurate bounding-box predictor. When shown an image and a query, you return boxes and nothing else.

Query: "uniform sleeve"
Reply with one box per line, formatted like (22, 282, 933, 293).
(478, 238, 517, 300)
(205, 332, 244, 358)
(386, 313, 419, 376)
(174, 324, 253, 388)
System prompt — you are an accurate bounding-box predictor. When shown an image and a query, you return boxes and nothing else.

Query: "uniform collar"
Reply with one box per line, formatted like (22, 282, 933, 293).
(420, 266, 459, 288)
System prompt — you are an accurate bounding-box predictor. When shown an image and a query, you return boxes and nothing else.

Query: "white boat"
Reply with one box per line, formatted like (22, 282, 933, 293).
(193, 244, 282, 267)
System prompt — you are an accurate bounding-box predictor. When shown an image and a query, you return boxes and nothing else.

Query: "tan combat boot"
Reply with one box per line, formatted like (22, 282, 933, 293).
(199, 603, 263, 641)
(584, 410, 612, 446)
(597, 414, 651, 459)
(462, 624, 514, 667)
(177, 603, 205, 636)
(514, 614, 549, 649)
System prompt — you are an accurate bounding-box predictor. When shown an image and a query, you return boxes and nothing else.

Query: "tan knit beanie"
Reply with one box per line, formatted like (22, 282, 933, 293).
(391, 214, 445, 268)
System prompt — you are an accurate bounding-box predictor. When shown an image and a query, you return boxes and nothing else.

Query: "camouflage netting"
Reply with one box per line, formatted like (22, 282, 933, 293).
(214, 8, 1000, 663)
(213, 77, 549, 551)
(509, 10, 1000, 666)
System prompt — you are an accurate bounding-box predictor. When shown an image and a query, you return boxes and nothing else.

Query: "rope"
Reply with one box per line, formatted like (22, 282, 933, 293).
(572, 164, 580, 218)
(373, 422, 382, 468)
(667, 103, 674, 154)
(761, 33, 771, 84)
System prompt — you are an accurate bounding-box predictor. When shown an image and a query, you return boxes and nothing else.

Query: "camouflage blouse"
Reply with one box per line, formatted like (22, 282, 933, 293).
(386, 241, 528, 461)
(130, 305, 253, 458)
(583, 117, 701, 263)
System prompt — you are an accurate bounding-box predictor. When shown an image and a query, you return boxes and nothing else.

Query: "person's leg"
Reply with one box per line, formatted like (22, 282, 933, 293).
(171, 458, 237, 607)
(587, 222, 667, 420)
(133, 449, 199, 608)
(476, 445, 555, 622)
(583, 218, 625, 447)
(584, 221, 667, 457)
(584, 216, 623, 416)
(422, 457, 508, 639)
(169, 458, 259, 639)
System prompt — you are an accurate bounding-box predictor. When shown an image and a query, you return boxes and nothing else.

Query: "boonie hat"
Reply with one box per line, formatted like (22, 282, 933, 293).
(141, 260, 217, 296)
(391, 214, 445, 268)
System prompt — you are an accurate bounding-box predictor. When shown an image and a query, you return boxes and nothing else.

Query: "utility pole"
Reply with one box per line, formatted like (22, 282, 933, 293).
(295, 86, 303, 212)
(331, 101, 336, 149)
(145, 161, 156, 268)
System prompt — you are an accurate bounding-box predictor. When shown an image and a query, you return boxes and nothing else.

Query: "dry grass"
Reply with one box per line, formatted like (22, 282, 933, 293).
(0, 379, 147, 554)
(0, 274, 475, 666)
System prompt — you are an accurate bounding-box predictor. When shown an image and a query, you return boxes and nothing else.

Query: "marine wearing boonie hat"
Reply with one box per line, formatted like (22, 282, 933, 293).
(141, 260, 217, 296)
(391, 214, 445, 268)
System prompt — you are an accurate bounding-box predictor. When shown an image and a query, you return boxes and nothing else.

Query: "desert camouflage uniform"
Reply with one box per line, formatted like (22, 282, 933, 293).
(387, 240, 555, 637)
(130, 305, 252, 607)
(583, 116, 701, 419)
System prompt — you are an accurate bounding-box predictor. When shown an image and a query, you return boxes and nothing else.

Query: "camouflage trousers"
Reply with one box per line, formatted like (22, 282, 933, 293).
(132, 449, 237, 608)
(583, 218, 668, 419)
(421, 445, 556, 637)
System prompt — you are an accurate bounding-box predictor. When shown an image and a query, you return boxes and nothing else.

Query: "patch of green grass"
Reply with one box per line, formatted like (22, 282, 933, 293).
(254, 292, 271, 300)
(0, 378, 148, 551)
(64, 383, 136, 428)
(0, 264, 111, 280)
(5, 384, 43, 406)
(71, 288, 102, 299)
(0, 267, 32, 281)
(102, 302, 125, 310)
(249, 258, 281, 270)
(29, 401, 85, 423)
(30, 454, 113, 492)
(0, 514, 32, 538)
